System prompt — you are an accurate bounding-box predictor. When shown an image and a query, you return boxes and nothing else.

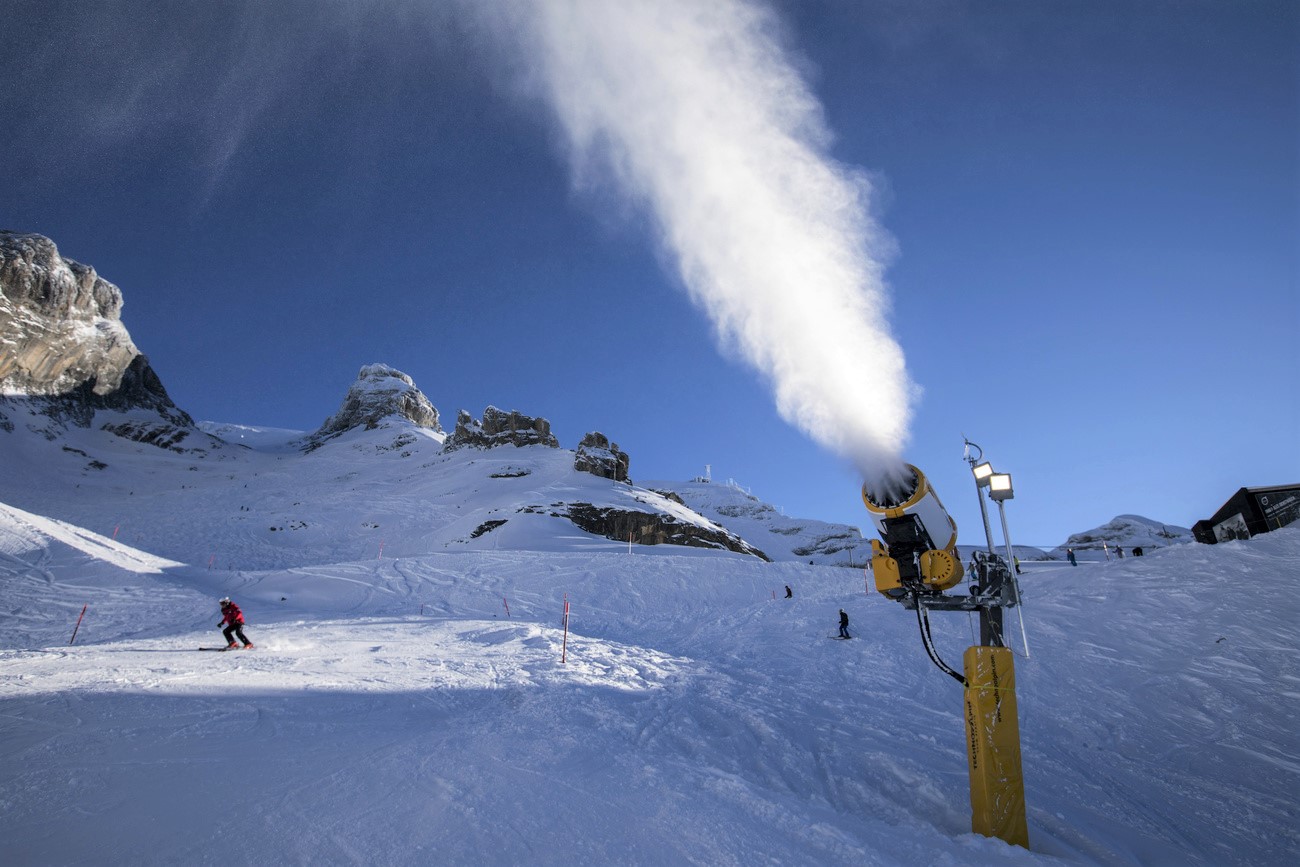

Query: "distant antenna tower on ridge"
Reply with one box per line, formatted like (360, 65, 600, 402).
(705, 464, 712, 482)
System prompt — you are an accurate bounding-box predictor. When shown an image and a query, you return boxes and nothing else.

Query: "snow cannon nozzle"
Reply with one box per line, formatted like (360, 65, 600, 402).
(862, 465, 920, 511)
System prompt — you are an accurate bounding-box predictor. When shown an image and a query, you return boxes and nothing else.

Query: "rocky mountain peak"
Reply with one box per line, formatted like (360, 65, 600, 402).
(0, 231, 191, 432)
(444, 406, 559, 451)
(574, 431, 630, 482)
(1, 231, 138, 396)
(305, 364, 441, 447)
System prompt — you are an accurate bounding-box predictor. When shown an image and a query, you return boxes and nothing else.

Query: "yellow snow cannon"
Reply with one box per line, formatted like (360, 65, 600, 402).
(862, 464, 962, 600)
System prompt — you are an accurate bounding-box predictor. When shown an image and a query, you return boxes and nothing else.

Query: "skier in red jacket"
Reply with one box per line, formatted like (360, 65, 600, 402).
(219, 598, 254, 649)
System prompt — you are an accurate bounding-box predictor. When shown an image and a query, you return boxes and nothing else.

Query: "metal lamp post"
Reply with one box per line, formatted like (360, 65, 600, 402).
(989, 472, 1016, 579)
(964, 466, 1029, 848)
(965, 440, 998, 555)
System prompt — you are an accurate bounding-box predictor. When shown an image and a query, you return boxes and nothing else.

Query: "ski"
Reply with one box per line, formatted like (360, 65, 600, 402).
(198, 646, 253, 651)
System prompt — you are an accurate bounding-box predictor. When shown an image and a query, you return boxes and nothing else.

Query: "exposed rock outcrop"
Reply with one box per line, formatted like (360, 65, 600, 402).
(303, 364, 440, 451)
(1, 231, 193, 432)
(562, 503, 770, 560)
(1, 231, 138, 396)
(574, 432, 630, 482)
(443, 406, 559, 451)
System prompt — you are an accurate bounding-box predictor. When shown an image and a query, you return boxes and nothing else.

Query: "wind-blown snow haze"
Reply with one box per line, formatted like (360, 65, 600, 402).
(481, 0, 914, 480)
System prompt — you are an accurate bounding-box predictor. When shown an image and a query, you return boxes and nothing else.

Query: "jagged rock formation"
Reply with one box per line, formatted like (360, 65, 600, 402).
(443, 406, 559, 451)
(0, 231, 138, 397)
(573, 432, 630, 482)
(303, 364, 440, 451)
(0, 231, 192, 432)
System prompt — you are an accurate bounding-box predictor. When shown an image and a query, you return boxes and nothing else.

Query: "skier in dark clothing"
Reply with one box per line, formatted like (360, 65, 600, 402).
(219, 598, 254, 649)
(784, 585, 793, 598)
(838, 609, 851, 639)
(1067, 548, 1078, 566)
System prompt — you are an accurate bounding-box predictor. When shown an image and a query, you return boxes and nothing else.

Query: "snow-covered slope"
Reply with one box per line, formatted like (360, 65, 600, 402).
(2, 492, 1297, 865)
(648, 476, 872, 566)
(0, 400, 761, 570)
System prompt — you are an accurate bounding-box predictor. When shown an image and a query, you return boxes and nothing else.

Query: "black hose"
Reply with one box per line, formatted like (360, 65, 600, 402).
(916, 603, 967, 686)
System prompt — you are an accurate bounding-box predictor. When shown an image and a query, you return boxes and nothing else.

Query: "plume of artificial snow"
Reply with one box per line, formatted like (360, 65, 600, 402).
(480, 0, 915, 480)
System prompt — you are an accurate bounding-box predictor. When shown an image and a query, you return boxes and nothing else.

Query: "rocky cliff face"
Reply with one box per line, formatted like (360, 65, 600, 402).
(1, 231, 139, 396)
(303, 364, 441, 451)
(574, 431, 630, 482)
(0, 231, 191, 431)
(443, 406, 559, 451)
(563, 502, 769, 560)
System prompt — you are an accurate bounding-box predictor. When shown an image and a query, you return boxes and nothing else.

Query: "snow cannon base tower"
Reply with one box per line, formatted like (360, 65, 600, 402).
(862, 462, 1029, 850)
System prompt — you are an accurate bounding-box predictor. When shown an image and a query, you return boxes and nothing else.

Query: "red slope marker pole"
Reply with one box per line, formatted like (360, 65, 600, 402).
(503, 596, 511, 619)
(69, 604, 88, 646)
(561, 594, 570, 664)
(112, 525, 120, 540)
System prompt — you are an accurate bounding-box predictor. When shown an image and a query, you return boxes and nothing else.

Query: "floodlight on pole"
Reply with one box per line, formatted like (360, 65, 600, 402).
(990, 476, 1031, 660)
(964, 440, 996, 554)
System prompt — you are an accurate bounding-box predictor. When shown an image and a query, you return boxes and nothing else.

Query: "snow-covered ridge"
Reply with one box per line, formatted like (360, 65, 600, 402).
(1057, 513, 1192, 556)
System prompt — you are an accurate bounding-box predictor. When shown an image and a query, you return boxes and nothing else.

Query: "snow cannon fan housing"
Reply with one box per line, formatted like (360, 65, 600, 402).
(862, 464, 962, 600)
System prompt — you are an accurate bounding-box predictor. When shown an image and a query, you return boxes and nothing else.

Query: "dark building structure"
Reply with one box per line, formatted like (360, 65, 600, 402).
(1193, 485, 1300, 544)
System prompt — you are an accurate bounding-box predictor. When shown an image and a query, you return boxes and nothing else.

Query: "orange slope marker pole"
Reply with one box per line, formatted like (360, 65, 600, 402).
(561, 595, 570, 664)
(69, 604, 88, 646)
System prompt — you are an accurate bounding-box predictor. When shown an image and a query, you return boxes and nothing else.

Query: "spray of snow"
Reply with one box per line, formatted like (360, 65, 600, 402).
(477, 0, 915, 481)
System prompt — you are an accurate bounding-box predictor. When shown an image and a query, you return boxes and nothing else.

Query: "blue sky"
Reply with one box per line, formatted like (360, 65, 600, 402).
(3, 0, 1296, 547)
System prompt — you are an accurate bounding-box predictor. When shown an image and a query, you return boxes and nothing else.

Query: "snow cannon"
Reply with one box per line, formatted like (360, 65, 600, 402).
(862, 464, 962, 601)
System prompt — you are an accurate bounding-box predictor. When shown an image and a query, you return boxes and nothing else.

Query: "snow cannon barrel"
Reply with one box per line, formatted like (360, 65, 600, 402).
(862, 464, 962, 599)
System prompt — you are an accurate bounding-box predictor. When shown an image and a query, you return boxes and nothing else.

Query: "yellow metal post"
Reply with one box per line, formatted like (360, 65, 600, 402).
(963, 646, 1029, 848)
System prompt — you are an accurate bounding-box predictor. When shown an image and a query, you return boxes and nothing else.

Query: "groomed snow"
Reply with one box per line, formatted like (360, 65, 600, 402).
(2, 492, 1297, 865)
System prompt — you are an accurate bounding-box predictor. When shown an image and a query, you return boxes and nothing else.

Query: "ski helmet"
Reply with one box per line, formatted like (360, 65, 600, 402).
(219, 597, 231, 605)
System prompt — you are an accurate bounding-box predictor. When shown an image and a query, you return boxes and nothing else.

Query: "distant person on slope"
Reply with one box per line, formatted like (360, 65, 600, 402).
(1067, 548, 1077, 566)
(838, 609, 851, 639)
(219, 598, 254, 649)
(784, 585, 793, 599)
